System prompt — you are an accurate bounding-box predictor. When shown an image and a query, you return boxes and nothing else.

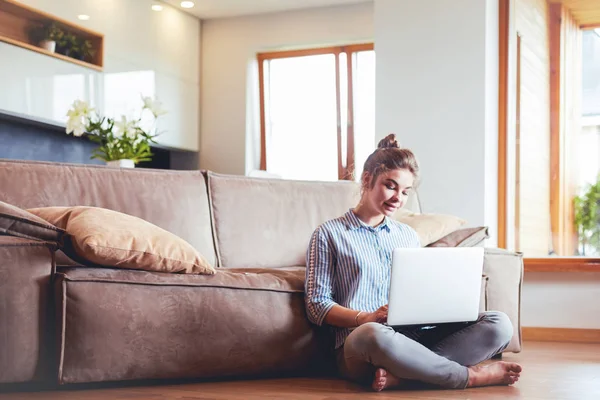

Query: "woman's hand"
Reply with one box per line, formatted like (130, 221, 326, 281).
(357, 304, 388, 325)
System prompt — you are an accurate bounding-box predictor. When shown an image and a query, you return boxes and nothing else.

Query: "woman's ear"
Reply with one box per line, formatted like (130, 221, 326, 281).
(361, 171, 372, 190)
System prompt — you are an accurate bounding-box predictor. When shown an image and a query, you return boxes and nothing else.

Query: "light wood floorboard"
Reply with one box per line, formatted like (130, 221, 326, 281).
(1, 341, 599, 400)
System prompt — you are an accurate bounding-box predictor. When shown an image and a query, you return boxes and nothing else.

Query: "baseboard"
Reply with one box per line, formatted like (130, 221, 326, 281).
(522, 327, 600, 343)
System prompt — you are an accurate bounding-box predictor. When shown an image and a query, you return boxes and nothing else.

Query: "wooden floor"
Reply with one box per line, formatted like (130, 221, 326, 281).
(2, 341, 600, 400)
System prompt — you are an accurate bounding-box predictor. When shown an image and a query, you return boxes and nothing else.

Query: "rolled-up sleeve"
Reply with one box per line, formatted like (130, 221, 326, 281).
(304, 227, 337, 326)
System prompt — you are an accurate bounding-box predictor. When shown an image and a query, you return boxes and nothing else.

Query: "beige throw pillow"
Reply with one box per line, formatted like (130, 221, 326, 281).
(27, 206, 215, 275)
(393, 209, 467, 247)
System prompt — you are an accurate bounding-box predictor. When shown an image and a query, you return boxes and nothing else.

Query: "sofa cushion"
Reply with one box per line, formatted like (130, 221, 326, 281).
(0, 200, 65, 243)
(208, 172, 424, 269)
(0, 160, 217, 268)
(56, 265, 305, 291)
(28, 206, 215, 275)
(427, 227, 490, 248)
(0, 236, 55, 384)
(54, 266, 331, 384)
(392, 209, 467, 246)
(208, 172, 361, 269)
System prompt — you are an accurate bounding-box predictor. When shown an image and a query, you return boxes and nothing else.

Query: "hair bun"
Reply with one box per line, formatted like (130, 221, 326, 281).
(377, 133, 400, 150)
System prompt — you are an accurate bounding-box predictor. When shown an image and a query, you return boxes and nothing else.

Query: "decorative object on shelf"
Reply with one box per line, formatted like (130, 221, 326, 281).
(29, 22, 96, 62)
(29, 22, 62, 53)
(1, 0, 104, 71)
(65, 96, 167, 167)
(58, 30, 95, 62)
(574, 174, 600, 256)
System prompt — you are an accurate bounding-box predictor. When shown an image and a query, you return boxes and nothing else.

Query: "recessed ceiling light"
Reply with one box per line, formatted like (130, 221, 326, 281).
(77, 14, 90, 21)
(180, 1, 194, 8)
(151, 4, 163, 11)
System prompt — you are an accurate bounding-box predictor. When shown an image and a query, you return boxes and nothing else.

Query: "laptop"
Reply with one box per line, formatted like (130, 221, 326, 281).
(387, 247, 485, 327)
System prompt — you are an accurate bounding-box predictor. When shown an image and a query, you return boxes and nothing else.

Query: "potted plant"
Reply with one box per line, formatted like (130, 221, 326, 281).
(79, 39, 96, 62)
(30, 22, 63, 53)
(64, 96, 167, 167)
(573, 174, 600, 256)
(57, 31, 78, 58)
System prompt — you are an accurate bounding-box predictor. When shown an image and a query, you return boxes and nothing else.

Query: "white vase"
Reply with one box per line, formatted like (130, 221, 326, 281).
(106, 159, 135, 168)
(39, 40, 56, 53)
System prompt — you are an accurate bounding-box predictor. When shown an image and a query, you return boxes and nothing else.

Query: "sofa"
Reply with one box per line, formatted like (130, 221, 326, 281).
(0, 159, 523, 387)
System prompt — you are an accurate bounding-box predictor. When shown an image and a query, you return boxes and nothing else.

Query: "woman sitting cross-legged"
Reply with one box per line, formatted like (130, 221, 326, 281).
(304, 134, 522, 391)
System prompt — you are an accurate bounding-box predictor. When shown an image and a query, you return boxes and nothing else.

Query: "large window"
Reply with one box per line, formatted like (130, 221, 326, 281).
(258, 44, 374, 182)
(502, 0, 600, 263)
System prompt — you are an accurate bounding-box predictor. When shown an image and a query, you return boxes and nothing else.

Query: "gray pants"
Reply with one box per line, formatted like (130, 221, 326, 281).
(336, 311, 513, 389)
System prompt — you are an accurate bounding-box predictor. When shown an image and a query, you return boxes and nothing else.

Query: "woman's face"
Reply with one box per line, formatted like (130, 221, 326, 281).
(362, 168, 415, 217)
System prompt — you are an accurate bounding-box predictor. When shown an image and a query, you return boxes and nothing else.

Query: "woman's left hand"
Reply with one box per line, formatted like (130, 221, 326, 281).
(358, 304, 388, 325)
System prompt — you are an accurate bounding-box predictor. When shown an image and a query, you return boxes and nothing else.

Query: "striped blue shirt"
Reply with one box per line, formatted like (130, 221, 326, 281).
(305, 209, 421, 349)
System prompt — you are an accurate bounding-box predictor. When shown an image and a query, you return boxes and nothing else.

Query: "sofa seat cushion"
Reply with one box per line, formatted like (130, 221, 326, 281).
(54, 265, 331, 384)
(58, 265, 305, 292)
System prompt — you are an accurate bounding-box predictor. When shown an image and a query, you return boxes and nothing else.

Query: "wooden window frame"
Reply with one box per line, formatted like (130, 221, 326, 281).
(498, 1, 600, 273)
(257, 43, 374, 180)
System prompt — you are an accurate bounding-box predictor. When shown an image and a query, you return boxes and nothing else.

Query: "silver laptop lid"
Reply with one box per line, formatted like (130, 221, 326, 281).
(387, 247, 484, 326)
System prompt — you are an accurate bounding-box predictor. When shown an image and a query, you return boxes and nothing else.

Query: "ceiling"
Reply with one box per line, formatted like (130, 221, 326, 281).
(158, 0, 372, 20)
(550, 0, 600, 28)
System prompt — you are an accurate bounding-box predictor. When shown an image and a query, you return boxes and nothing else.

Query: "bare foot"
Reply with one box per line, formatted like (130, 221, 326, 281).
(372, 368, 403, 392)
(467, 361, 522, 387)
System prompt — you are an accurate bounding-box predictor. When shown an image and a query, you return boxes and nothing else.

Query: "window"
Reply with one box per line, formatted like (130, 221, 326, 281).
(502, 0, 600, 262)
(258, 44, 374, 181)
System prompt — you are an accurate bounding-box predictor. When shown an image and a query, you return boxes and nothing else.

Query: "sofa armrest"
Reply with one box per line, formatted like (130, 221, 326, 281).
(483, 248, 523, 353)
(0, 236, 56, 384)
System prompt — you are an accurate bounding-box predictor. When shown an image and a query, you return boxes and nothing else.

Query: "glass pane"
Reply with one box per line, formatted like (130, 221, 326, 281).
(339, 53, 348, 170)
(574, 29, 600, 256)
(352, 50, 375, 182)
(512, 14, 600, 257)
(264, 54, 338, 181)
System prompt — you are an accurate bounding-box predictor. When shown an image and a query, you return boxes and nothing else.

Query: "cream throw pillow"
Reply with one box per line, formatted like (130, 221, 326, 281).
(27, 206, 215, 275)
(393, 209, 467, 247)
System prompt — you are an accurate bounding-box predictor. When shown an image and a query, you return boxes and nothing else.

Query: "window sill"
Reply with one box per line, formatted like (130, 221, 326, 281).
(524, 258, 600, 273)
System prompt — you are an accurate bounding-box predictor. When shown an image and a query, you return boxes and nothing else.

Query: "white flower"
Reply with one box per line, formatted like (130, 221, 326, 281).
(70, 99, 94, 118)
(65, 99, 94, 136)
(141, 95, 167, 118)
(66, 113, 86, 137)
(114, 115, 137, 139)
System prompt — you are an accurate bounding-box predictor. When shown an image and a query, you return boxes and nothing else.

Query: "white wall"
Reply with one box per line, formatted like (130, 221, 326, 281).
(0, 0, 200, 151)
(200, 2, 374, 175)
(374, 0, 499, 246)
(522, 273, 600, 329)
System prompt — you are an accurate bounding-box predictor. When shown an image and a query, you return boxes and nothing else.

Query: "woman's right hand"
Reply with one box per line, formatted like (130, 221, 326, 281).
(357, 304, 388, 325)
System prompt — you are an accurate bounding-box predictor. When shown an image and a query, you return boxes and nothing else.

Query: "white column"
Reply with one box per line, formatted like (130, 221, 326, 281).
(375, 0, 499, 245)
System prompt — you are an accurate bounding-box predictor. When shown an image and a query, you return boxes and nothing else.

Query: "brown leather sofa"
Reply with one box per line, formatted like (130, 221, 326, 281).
(0, 159, 523, 387)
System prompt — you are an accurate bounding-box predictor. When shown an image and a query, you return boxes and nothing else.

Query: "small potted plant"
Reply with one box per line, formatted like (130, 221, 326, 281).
(64, 96, 167, 167)
(57, 31, 79, 58)
(574, 174, 600, 256)
(30, 22, 63, 53)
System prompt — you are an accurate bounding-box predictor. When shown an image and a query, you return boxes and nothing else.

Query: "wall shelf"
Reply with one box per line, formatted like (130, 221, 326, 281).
(0, 0, 104, 71)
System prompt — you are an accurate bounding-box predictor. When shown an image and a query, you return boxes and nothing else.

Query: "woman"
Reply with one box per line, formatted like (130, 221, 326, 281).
(305, 134, 522, 391)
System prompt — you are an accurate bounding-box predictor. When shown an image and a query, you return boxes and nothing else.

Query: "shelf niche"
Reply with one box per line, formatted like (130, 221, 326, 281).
(0, 0, 104, 71)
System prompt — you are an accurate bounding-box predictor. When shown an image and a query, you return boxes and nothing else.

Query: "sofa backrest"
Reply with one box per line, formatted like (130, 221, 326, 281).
(207, 172, 421, 269)
(0, 160, 218, 268)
